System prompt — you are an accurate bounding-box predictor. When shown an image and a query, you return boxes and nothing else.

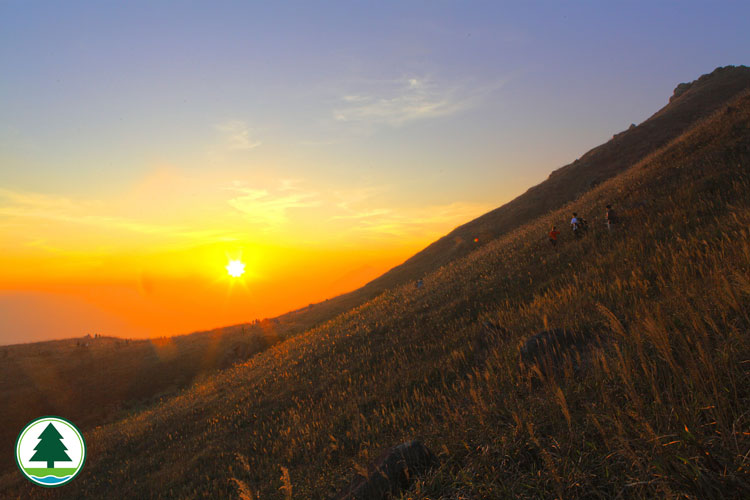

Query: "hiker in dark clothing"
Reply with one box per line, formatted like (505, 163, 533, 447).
(571, 212, 581, 236)
(548, 226, 561, 246)
(571, 212, 588, 237)
(605, 204, 617, 231)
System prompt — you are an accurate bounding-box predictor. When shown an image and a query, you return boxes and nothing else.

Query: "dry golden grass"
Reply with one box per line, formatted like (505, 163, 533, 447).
(0, 317, 300, 472)
(3, 86, 750, 499)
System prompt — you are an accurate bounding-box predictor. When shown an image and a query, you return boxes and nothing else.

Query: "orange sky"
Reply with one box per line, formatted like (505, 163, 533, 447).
(1, 245, 418, 343)
(0, 241, 427, 344)
(0, 170, 492, 344)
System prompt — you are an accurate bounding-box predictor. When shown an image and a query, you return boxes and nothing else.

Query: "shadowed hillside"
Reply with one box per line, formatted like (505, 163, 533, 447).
(2, 71, 749, 498)
(0, 319, 295, 472)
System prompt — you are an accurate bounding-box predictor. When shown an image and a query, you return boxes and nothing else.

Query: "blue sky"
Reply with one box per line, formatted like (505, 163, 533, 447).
(3, 1, 748, 204)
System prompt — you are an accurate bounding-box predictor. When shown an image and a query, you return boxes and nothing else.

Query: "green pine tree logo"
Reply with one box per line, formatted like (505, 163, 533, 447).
(30, 423, 71, 469)
(15, 416, 86, 487)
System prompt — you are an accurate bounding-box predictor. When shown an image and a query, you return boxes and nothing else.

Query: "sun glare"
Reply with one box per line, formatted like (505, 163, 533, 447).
(226, 259, 246, 278)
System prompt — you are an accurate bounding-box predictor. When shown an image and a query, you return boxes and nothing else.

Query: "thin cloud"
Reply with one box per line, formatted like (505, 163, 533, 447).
(278, 179, 305, 192)
(333, 76, 505, 127)
(0, 188, 183, 235)
(332, 185, 387, 211)
(331, 208, 392, 220)
(214, 120, 262, 150)
(330, 200, 493, 238)
(226, 183, 321, 228)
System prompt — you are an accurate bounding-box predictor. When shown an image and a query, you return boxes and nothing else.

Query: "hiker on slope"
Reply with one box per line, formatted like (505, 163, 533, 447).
(571, 212, 588, 237)
(605, 204, 618, 231)
(571, 212, 581, 236)
(548, 226, 561, 247)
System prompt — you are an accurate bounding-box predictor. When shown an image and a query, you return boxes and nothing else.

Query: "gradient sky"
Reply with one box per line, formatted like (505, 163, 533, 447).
(2, 1, 749, 344)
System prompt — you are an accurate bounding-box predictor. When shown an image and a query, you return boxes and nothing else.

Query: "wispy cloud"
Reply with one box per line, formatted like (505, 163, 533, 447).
(0, 188, 176, 235)
(214, 120, 261, 150)
(330, 199, 492, 238)
(1, 181, 493, 251)
(328, 184, 492, 238)
(0, 187, 231, 243)
(333, 76, 503, 127)
(332, 186, 387, 211)
(331, 208, 392, 220)
(226, 182, 320, 228)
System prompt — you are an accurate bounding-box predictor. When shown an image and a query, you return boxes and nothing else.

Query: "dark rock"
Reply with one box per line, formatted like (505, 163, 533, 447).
(335, 440, 439, 500)
(670, 82, 693, 102)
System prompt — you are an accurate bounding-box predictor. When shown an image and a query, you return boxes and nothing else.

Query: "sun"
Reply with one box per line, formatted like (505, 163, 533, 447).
(225, 259, 246, 278)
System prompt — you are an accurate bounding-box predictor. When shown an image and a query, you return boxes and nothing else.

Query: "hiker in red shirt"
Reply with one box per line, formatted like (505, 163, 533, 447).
(548, 226, 561, 246)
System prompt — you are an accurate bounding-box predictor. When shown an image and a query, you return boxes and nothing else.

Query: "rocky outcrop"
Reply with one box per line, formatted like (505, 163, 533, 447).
(670, 82, 693, 102)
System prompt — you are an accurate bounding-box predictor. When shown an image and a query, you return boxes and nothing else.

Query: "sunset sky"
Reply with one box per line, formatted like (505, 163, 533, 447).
(2, 1, 749, 344)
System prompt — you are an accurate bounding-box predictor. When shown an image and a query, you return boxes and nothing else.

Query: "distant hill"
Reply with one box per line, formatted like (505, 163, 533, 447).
(0, 321, 292, 472)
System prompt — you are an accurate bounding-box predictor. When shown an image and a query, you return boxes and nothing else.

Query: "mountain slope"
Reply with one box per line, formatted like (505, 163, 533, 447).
(0, 318, 301, 473)
(239, 66, 750, 348)
(353, 65, 750, 292)
(2, 69, 747, 477)
(3, 76, 749, 498)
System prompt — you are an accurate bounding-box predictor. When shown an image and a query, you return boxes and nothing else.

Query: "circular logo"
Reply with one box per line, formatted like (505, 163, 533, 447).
(15, 416, 86, 487)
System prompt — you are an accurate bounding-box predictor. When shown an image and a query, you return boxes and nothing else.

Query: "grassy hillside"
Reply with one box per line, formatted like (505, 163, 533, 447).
(0, 284, 373, 475)
(3, 67, 748, 480)
(3, 84, 749, 498)
(0, 319, 296, 472)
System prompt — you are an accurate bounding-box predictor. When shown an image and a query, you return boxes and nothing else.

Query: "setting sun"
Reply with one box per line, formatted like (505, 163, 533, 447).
(225, 259, 246, 278)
